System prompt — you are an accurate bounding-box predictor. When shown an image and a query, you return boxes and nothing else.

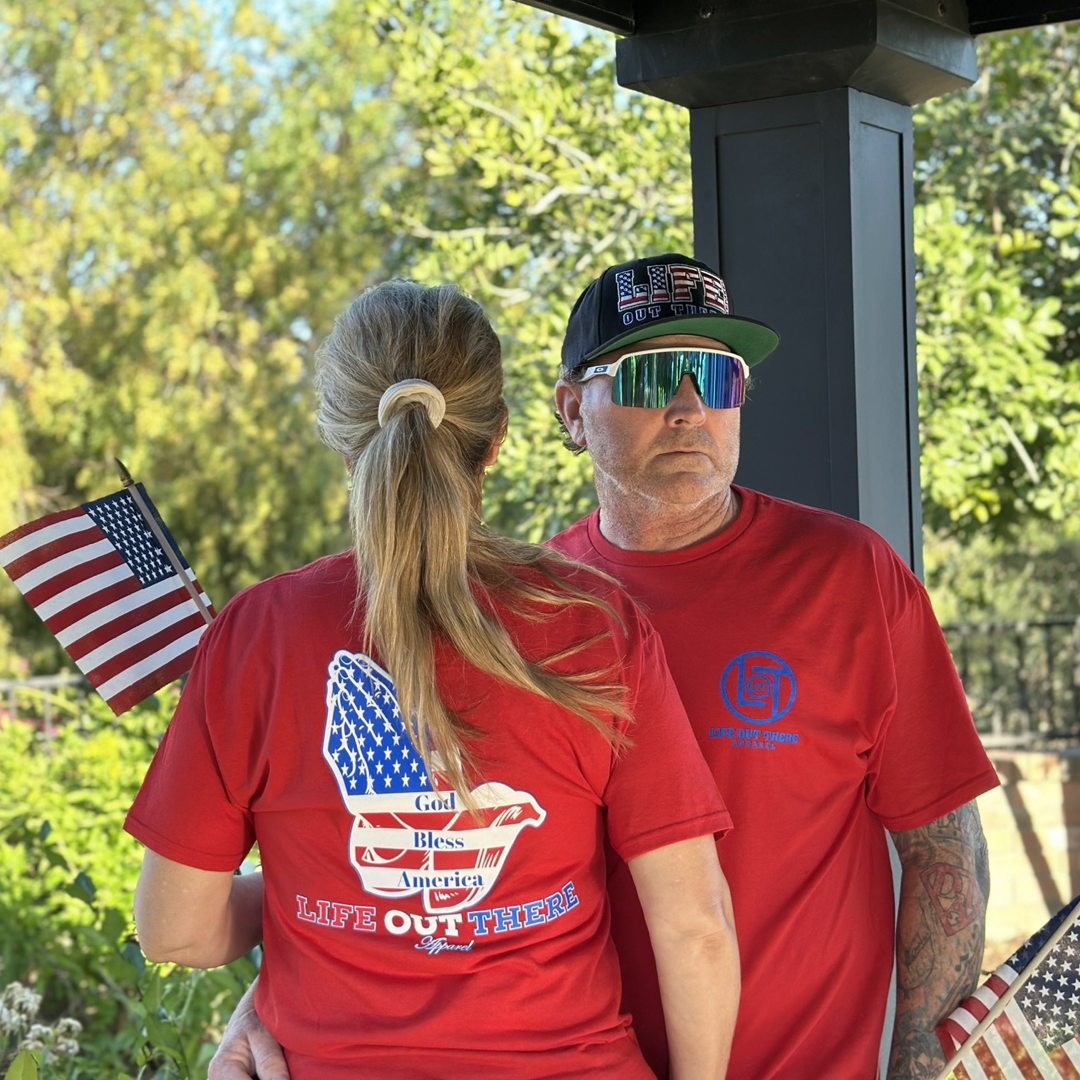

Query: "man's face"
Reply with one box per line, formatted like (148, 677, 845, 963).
(555, 333, 742, 512)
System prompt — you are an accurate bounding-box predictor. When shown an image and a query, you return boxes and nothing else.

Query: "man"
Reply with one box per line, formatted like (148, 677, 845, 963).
(209, 252, 997, 1080)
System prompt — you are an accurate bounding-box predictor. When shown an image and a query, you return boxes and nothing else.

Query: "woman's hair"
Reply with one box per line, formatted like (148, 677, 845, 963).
(315, 281, 628, 800)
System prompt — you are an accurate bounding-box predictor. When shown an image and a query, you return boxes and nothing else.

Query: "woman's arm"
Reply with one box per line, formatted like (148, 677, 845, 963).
(627, 835, 739, 1080)
(133, 849, 263, 968)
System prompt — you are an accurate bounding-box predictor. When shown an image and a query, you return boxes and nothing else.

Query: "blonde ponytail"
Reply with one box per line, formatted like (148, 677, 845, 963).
(315, 281, 627, 801)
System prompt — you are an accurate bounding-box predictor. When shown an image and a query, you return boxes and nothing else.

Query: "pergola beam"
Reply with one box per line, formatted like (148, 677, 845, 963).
(519, 0, 1080, 37)
(512, 0, 1080, 572)
(521, 0, 633, 32)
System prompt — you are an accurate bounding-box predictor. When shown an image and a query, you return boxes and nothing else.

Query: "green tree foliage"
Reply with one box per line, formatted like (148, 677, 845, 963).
(925, 522, 1080, 625)
(0, 691, 257, 1078)
(0, 0, 404, 665)
(915, 26, 1080, 538)
(1, 0, 695, 669)
(5, 2, 1080, 666)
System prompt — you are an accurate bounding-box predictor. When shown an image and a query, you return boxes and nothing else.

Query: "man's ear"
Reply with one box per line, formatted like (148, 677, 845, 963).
(554, 379, 587, 448)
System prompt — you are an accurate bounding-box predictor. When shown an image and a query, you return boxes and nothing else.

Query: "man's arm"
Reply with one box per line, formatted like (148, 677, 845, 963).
(208, 978, 290, 1080)
(887, 800, 990, 1080)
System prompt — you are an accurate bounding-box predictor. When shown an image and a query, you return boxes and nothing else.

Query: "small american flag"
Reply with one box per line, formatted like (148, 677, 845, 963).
(323, 650, 546, 916)
(937, 897, 1080, 1080)
(0, 485, 213, 715)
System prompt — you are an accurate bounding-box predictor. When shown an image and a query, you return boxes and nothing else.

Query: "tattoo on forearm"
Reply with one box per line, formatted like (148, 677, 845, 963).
(899, 911, 935, 991)
(887, 800, 990, 1080)
(921, 863, 978, 936)
(890, 1029, 947, 1080)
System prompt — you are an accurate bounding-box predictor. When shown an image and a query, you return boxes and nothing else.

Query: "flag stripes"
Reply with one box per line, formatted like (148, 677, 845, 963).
(937, 898, 1080, 1080)
(944, 973, 1019, 1049)
(0, 486, 213, 714)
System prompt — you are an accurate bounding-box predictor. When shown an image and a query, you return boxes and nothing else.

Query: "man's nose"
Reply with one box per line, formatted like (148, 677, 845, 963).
(664, 373, 708, 424)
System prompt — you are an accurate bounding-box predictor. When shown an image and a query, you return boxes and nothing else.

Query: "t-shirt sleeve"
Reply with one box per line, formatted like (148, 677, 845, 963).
(124, 602, 259, 871)
(603, 605, 733, 863)
(866, 567, 999, 833)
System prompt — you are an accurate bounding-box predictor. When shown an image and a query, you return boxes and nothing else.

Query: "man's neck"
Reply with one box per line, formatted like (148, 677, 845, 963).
(596, 486, 742, 553)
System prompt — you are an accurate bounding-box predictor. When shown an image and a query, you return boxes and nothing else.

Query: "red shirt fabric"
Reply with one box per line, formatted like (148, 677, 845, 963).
(550, 486, 999, 1080)
(125, 552, 732, 1080)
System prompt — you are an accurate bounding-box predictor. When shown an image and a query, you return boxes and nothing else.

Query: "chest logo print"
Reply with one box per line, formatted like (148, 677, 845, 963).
(322, 651, 546, 916)
(720, 650, 797, 724)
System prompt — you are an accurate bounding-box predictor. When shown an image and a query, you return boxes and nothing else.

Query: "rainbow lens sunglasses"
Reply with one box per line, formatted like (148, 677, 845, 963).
(578, 348, 749, 409)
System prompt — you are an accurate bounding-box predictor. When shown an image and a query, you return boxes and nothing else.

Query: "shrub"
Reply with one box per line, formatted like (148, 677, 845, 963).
(0, 687, 256, 1079)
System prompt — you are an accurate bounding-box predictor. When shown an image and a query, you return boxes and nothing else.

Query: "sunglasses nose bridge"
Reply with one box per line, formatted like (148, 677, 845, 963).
(675, 357, 745, 411)
(675, 369, 706, 403)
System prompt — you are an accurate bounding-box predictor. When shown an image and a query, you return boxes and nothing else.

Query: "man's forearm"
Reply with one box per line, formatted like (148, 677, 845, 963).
(887, 801, 990, 1080)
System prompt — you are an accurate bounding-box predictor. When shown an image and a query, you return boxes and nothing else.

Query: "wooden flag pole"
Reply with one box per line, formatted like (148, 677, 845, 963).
(933, 899, 1080, 1080)
(115, 459, 214, 626)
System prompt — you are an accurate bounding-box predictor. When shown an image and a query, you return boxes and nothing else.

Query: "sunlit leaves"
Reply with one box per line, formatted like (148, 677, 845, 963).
(5, 0, 1080, 670)
(914, 25, 1080, 538)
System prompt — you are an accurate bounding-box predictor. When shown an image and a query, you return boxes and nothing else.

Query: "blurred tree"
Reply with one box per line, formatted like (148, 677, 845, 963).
(0, 0, 406, 666)
(916, 26, 1080, 360)
(0, 0, 694, 670)
(925, 521, 1080, 625)
(915, 196, 1080, 534)
(5, 1, 1080, 672)
(914, 25, 1080, 539)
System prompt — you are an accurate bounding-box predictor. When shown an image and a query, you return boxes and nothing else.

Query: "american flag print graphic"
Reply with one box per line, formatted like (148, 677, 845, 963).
(322, 651, 546, 916)
(938, 897, 1080, 1079)
(0, 486, 213, 714)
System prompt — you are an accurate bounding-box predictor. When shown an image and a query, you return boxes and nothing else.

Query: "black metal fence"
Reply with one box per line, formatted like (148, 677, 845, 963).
(942, 617, 1080, 747)
(3, 619, 1080, 748)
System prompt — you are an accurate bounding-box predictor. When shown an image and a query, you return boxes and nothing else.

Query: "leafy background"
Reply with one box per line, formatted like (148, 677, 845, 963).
(2, 1, 1080, 1074)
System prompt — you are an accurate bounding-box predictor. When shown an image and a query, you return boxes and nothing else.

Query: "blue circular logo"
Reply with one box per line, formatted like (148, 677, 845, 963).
(720, 651, 797, 725)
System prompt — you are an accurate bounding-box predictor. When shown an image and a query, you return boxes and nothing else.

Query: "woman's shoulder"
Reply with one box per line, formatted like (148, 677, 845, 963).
(203, 552, 357, 642)
(497, 552, 653, 656)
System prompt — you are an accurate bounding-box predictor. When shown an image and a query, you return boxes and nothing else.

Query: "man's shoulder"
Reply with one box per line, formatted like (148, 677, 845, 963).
(747, 490, 931, 628)
(547, 511, 596, 560)
(747, 488, 901, 557)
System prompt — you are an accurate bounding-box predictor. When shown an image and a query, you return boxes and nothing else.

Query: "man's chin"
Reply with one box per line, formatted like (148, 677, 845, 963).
(641, 475, 730, 507)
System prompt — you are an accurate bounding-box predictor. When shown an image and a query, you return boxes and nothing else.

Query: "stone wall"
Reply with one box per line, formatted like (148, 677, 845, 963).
(978, 748, 1080, 965)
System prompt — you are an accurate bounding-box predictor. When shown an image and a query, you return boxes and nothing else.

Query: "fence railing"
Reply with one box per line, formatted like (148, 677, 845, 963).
(0, 673, 91, 729)
(942, 617, 1080, 747)
(3, 618, 1079, 748)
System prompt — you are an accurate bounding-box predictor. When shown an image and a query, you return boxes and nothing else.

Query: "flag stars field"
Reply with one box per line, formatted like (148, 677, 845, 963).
(938, 901, 1080, 1079)
(0, 486, 214, 715)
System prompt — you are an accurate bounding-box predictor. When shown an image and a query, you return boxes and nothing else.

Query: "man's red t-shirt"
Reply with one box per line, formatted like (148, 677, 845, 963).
(551, 486, 999, 1080)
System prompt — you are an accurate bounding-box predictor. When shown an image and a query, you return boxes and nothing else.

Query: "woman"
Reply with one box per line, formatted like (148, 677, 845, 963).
(126, 281, 738, 1079)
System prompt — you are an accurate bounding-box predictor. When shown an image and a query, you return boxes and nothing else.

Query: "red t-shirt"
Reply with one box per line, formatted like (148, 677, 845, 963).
(125, 552, 732, 1080)
(551, 487, 999, 1080)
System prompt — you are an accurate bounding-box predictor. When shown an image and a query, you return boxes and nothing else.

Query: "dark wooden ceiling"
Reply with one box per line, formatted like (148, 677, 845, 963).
(520, 0, 1080, 36)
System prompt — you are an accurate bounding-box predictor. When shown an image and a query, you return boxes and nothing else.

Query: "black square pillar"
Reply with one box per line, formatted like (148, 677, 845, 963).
(690, 88, 923, 575)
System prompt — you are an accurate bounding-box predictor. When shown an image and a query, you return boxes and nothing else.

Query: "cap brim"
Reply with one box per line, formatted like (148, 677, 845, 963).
(584, 314, 780, 368)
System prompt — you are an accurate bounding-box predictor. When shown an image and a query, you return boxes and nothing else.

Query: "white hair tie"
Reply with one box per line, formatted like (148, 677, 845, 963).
(377, 379, 446, 429)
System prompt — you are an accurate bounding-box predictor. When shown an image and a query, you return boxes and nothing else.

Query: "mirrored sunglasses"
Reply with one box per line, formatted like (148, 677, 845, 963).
(579, 348, 749, 409)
